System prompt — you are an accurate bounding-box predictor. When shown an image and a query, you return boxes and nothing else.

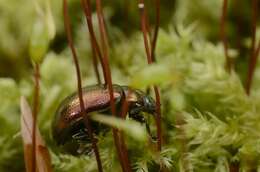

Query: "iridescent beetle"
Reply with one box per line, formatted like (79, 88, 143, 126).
(52, 84, 156, 155)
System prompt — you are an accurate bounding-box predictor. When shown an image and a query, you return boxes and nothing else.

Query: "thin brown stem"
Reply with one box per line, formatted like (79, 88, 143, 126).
(80, 0, 107, 84)
(119, 93, 133, 167)
(32, 63, 40, 172)
(95, 0, 131, 171)
(220, 0, 231, 73)
(95, 0, 109, 60)
(138, 0, 162, 152)
(151, 0, 160, 62)
(234, 0, 243, 56)
(145, 11, 152, 43)
(90, 39, 101, 84)
(118, 131, 131, 172)
(120, 91, 146, 172)
(245, 0, 258, 95)
(120, 94, 130, 119)
(139, 1, 152, 64)
(229, 161, 239, 172)
(142, 3, 162, 151)
(63, 1, 103, 171)
(81, 0, 101, 84)
(151, 1, 162, 150)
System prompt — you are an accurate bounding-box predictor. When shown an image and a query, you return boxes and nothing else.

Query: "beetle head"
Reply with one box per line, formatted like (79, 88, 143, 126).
(122, 87, 156, 116)
(142, 95, 156, 114)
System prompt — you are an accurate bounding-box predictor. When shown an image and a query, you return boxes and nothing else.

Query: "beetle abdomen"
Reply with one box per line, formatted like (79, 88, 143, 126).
(52, 84, 123, 146)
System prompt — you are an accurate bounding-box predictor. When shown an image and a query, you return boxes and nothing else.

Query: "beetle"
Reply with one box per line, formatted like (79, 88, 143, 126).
(52, 84, 156, 155)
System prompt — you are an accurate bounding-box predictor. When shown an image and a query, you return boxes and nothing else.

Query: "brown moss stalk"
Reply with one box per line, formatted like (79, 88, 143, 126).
(139, 1, 151, 63)
(32, 63, 40, 172)
(138, 0, 162, 151)
(151, 0, 160, 62)
(234, 0, 243, 56)
(80, 0, 108, 84)
(119, 93, 133, 171)
(63, 1, 103, 171)
(245, 0, 259, 95)
(220, 0, 232, 73)
(90, 40, 101, 84)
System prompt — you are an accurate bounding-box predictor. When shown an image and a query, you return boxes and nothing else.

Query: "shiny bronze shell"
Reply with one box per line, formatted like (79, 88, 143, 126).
(52, 84, 156, 155)
(52, 84, 124, 145)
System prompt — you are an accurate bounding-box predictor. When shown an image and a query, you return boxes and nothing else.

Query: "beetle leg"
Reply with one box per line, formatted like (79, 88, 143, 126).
(77, 143, 93, 155)
(72, 129, 88, 141)
(145, 121, 157, 142)
(145, 121, 151, 136)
